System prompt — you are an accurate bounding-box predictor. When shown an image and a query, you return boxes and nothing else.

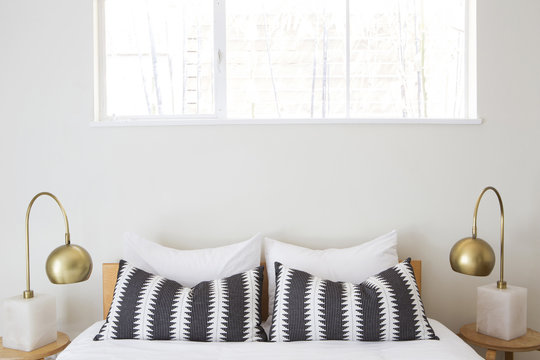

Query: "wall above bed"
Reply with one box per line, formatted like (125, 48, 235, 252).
(0, 1, 539, 359)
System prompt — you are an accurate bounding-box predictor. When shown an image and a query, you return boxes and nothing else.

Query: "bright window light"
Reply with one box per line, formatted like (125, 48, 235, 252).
(103, 0, 214, 117)
(96, 0, 472, 123)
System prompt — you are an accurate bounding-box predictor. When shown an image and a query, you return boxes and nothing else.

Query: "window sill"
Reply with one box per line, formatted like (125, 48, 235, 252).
(90, 118, 482, 127)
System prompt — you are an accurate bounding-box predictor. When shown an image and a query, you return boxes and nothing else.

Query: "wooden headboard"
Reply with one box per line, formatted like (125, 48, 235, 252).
(102, 260, 422, 320)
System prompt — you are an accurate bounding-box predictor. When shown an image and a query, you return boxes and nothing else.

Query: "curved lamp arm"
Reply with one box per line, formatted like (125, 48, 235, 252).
(472, 186, 506, 289)
(24, 192, 71, 299)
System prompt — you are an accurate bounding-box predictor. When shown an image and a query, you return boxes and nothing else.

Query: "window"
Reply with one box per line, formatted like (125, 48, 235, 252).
(94, 0, 477, 124)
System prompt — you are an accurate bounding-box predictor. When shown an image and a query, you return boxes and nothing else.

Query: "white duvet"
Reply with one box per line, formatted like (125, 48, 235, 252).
(58, 319, 481, 360)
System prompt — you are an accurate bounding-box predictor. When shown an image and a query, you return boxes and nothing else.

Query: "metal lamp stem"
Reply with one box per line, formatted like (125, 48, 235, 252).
(471, 186, 506, 289)
(24, 192, 71, 299)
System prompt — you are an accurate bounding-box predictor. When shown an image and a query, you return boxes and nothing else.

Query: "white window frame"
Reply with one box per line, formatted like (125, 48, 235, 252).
(92, 0, 480, 126)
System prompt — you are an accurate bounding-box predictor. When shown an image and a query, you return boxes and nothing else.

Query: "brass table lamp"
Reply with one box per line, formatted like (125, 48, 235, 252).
(2, 192, 93, 351)
(450, 186, 527, 341)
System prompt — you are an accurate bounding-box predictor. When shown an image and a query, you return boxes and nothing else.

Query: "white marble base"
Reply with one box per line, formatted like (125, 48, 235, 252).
(477, 284, 527, 341)
(2, 293, 57, 351)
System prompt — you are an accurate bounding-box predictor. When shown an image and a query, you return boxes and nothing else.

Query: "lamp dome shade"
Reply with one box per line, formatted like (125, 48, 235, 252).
(45, 244, 93, 284)
(450, 237, 495, 276)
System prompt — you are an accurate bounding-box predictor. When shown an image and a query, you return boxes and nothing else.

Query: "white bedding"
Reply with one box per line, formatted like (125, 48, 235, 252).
(58, 319, 481, 360)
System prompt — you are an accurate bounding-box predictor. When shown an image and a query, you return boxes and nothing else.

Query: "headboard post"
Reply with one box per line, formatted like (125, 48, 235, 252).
(103, 263, 119, 319)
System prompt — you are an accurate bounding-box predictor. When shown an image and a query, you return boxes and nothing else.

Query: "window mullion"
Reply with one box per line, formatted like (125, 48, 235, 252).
(345, 0, 350, 119)
(214, 0, 227, 119)
(95, 0, 108, 121)
(465, 0, 477, 118)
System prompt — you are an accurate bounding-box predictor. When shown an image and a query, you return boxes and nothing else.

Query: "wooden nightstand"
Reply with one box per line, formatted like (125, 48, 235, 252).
(459, 323, 540, 360)
(0, 332, 70, 360)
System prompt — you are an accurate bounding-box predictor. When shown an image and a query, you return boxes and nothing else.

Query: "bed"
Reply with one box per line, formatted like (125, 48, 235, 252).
(57, 260, 483, 360)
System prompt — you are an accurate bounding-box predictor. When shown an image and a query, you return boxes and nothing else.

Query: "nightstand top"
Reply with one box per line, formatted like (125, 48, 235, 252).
(460, 323, 540, 352)
(0, 332, 70, 359)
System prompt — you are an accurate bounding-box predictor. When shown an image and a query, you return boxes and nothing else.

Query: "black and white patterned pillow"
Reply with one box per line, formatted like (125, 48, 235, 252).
(269, 258, 438, 342)
(94, 260, 267, 342)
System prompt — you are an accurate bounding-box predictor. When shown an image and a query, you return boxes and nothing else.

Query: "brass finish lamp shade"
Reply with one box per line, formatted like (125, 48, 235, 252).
(449, 186, 507, 289)
(450, 237, 495, 276)
(46, 244, 92, 284)
(24, 192, 92, 299)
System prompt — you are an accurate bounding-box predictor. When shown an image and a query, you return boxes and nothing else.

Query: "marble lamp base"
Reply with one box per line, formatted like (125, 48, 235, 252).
(477, 284, 527, 341)
(2, 293, 57, 352)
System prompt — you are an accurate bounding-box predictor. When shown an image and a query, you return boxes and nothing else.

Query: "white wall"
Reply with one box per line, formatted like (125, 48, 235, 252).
(1, 1, 539, 358)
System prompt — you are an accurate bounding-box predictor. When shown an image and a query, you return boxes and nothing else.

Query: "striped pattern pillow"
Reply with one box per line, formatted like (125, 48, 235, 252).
(269, 258, 438, 342)
(94, 260, 266, 342)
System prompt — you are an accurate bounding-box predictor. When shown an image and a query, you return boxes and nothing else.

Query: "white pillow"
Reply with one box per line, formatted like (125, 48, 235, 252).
(264, 230, 398, 320)
(123, 232, 262, 287)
